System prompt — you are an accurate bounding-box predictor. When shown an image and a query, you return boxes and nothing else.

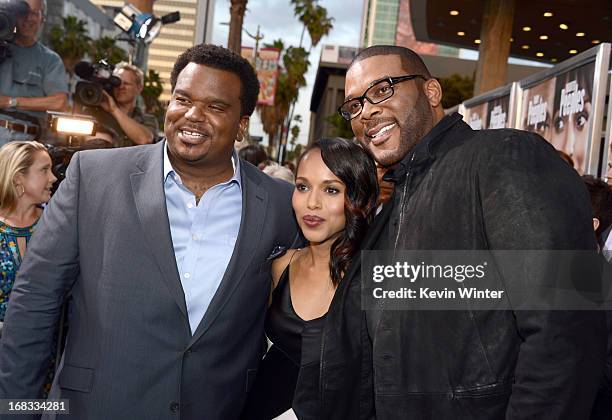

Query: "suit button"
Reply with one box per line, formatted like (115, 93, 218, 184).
(185, 349, 192, 356)
(170, 402, 179, 413)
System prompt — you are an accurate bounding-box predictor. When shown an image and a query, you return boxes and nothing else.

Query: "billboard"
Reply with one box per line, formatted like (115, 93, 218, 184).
(515, 43, 610, 175)
(463, 83, 516, 131)
(602, 71, 612, 182)
(519, 77, 556, 141)
(241, 46, 281, 106)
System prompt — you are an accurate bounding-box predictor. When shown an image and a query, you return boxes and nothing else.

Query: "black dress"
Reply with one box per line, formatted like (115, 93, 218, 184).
(242, 266, 325, 419)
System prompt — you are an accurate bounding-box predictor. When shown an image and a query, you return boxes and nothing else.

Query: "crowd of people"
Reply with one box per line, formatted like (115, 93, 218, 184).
(0, 1, 610, 420)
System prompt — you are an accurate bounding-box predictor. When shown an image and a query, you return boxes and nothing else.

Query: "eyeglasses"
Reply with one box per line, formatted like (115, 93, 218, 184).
(338, 75, 427, 121)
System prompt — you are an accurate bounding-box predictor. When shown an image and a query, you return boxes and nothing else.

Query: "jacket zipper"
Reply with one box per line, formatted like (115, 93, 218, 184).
(318, 154, 417, 417)
(393, 153, 416, 250)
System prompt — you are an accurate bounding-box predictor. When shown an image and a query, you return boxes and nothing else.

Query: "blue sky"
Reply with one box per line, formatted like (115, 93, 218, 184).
(210, 0, 364, 146)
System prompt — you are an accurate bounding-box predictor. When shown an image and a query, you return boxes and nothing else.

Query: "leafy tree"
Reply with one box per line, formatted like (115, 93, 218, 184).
(325, 113, 354, 138)
(48, 16, 91, 74)
(290, 114, 302, 145)
(90, 36, 128, 66)
(285, 143, 303, 163)
(142, 69, 165, 127)
(438, 74, 474, 109)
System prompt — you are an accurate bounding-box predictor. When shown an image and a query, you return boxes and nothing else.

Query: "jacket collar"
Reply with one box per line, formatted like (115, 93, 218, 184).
(383, 112, 465, 183)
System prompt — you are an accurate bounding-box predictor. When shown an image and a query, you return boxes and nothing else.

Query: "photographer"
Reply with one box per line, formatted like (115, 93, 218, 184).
(88, 62, 158, 146)
(0, 0, 68, 145)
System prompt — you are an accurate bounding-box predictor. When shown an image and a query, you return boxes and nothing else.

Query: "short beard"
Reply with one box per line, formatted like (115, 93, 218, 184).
(376, 93, 434, 167)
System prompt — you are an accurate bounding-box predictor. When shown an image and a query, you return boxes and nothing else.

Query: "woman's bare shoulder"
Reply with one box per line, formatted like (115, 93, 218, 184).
(271, 248, 301, 289)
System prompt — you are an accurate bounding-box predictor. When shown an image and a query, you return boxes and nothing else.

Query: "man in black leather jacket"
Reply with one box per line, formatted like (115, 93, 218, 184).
(296, 45, 607, 419)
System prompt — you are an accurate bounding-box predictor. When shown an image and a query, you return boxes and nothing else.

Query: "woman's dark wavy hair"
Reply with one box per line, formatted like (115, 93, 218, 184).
(297, 138, 379, 285)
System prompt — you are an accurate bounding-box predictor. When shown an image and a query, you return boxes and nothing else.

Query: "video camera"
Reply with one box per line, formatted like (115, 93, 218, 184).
(0, 0, 30, 63)
(74, 60, 122, 107)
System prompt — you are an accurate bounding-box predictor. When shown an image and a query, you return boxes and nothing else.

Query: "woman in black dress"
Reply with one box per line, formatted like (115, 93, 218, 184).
(242, 138, 379, 419)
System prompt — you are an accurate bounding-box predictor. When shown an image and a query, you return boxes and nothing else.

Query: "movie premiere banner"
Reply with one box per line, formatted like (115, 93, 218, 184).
(462, 83, 516, 131)
(241, 47, 281, 106)
(516, 43, 610, 175)
(605, 72, 612, 182)
(465, 101, 488, 130)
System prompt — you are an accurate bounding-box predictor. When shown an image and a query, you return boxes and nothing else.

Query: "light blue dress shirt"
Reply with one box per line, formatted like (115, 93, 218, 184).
(163, 144, 242, 334)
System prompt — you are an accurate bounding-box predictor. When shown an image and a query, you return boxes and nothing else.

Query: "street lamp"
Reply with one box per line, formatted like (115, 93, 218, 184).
(221, 23, 264, 59)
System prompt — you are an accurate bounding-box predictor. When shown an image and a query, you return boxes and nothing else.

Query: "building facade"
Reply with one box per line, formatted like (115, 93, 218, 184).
(44, 0, 119, 47)
(360, 0, 459, 57)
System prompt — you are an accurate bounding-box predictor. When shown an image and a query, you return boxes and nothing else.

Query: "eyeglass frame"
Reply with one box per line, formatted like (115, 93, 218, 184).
(338, 74, 427, 121)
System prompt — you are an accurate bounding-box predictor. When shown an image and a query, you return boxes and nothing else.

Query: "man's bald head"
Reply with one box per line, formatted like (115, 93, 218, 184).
(351, 45, 432, 79)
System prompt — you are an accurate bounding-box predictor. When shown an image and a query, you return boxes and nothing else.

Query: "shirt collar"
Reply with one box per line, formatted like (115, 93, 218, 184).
(163, 140, 242, 189)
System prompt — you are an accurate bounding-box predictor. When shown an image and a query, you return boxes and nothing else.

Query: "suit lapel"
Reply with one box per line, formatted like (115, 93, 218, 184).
(130, 142, 188, 320)
(189, 165, 267, 345)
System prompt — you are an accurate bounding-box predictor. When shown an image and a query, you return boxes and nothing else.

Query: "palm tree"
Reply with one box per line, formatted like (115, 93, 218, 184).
(257, 40, 310, 156)
(89, 37, 128, 66)
(228, 0, 248, 53)
(302, 5, 333, 49)
(276, 0, 333, 157)
(259, 2, 334, 158)
(143, 69, 165, 126)
(258, 40, 284, 152)
(48, 16, 92, 74)
(291, 0, 334, 50)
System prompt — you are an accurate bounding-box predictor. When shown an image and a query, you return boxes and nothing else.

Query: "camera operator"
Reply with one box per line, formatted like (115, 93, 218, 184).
(0, 0, 68, 145)
(88, 62, 158, 147)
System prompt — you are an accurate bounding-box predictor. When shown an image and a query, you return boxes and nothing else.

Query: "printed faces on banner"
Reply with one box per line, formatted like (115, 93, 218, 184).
(464, 95, 510, 131)
(520, 62, 594, 174)
(240, 47, 281, 106)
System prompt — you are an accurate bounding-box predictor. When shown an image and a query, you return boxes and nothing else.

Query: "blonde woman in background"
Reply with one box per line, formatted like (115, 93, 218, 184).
(0, 141, 56, 321)
(262, 161, 296, 184)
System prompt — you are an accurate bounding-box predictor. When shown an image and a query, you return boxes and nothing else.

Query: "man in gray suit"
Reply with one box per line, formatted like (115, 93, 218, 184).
(0, 44, 299, 419)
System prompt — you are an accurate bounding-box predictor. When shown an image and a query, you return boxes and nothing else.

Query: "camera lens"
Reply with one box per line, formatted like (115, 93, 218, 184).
(0, 11, 14, 40)
(75, 81, 103, 106)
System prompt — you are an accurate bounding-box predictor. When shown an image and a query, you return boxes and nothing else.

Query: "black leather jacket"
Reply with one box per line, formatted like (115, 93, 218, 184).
(296, 114, 607, 420)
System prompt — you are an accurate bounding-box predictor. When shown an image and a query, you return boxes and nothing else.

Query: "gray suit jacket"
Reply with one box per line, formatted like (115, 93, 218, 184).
(0, 141, 300, 419)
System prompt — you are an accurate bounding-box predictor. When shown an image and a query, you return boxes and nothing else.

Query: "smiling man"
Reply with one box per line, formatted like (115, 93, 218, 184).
(0, 44, 300, 419)
(302, 45, 607, 419)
